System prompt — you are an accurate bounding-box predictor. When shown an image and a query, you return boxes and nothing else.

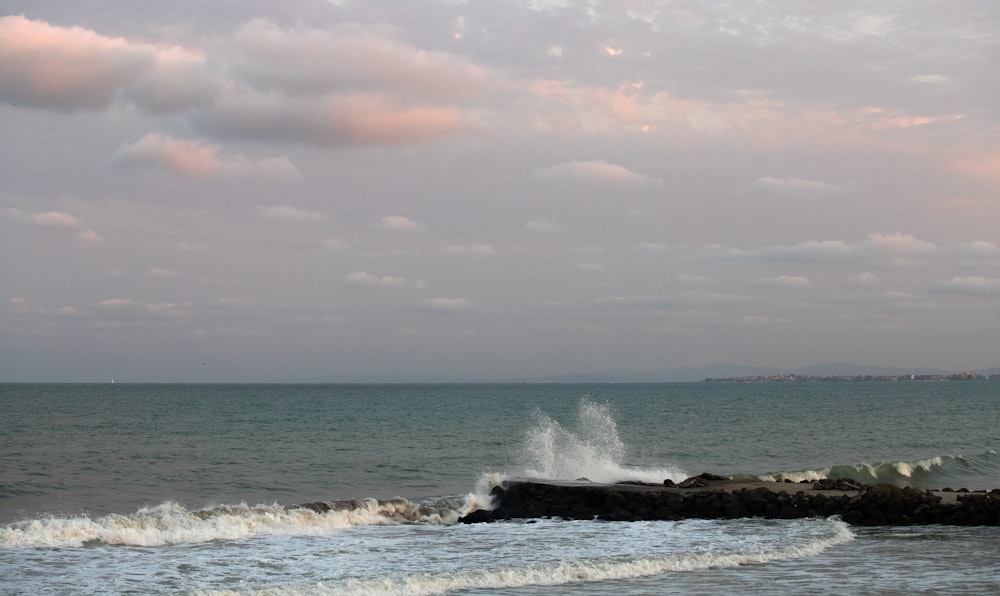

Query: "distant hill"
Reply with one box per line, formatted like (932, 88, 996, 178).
(524, 362, 960, 383)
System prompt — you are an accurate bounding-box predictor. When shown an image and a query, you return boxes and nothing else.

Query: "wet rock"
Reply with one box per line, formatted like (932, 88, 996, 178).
(696, 472, 728, 481)
(813, 478, 866, 491)
(458, 509, 494, 524)
(484, 479, 1000, 526)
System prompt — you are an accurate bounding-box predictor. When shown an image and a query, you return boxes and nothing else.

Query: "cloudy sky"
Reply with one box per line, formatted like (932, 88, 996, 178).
(1, 1, 998, 382)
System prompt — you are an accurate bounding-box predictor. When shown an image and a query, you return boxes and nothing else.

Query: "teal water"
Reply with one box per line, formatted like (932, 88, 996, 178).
(1, 382, 998, 594)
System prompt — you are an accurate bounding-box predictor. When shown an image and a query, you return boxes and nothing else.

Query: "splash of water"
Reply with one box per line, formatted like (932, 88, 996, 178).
(517, 398, 687, 484)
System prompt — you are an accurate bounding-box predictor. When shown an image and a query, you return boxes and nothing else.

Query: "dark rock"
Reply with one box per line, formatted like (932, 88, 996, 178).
(458, 509, 494, 524)
(813, 477, 866, 491)
(484, 480, 1000, 526)
(695, 472, 728, 481)
(841, 509, 865, 525)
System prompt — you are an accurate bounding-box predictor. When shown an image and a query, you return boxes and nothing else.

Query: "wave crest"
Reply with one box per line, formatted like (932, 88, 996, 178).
(0, 493, 490, 548)
(756, 451, 1000, 490)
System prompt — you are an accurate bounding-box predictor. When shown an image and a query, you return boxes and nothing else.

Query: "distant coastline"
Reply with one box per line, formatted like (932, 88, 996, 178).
(702, 371, 999, 383)
(511, 362, 1000, 384)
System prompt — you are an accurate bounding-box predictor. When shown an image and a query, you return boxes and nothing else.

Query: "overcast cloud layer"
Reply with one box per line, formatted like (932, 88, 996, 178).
(2, 1, 998, 381)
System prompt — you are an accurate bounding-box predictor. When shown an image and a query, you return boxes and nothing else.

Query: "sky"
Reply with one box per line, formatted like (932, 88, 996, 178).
(1, 1, 999, 382)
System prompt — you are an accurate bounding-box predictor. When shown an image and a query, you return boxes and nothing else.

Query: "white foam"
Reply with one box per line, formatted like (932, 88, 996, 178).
(0, 496, 479, 548)
(517, 398, 688, 484)
(192, 519, 855, 596)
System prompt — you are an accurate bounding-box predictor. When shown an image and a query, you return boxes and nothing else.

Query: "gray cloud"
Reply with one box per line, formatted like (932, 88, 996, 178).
(255, 205, 328, 222)
(418, 297, 472, 313)
(227, 19, 496, 101)
(933, 276, 1000, 296)
(343, 272, 407, 288)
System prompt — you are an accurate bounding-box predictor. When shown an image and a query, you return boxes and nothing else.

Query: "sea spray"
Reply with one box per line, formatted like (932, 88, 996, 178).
(518, 398, 687, 484)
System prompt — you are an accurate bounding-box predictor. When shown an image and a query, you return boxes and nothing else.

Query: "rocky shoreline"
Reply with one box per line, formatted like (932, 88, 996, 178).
(458, 474, 1000, 526)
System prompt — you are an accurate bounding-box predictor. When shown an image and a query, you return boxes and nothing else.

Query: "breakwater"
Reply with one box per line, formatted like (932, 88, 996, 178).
(459, 475, 1000, 526)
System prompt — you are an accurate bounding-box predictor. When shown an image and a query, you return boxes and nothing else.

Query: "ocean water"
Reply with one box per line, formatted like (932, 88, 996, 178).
(1, 382, 998, 594)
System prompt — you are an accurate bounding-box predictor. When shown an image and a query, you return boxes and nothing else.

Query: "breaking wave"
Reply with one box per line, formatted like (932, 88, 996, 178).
(517, 398, 688, 485)
(755, 451, 1000, 490)
(0, 488, 498, 549)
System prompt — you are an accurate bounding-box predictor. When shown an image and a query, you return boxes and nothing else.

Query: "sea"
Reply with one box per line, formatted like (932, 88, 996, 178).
(1, 382, 998, 595)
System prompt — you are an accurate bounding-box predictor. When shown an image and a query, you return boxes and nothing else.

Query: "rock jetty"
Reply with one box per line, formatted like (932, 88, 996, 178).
(459, 474, 1000, 526)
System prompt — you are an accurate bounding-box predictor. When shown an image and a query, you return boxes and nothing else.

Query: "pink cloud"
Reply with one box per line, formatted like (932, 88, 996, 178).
(105, 134, 299, 178)
(2, 16, 489, 148)
(3, 208, 103, 246)
(32, 211, 79, 228)
(521, 77, 967, 161)
(378, 216, 426, 232)
(951, 154, 1000, 182)
(328, 97, 476, 145)
(751, 275, 810, 287)
(255, 205, 328, 222)
(0, 15, 147, 110)
(418, 297, 471, 312)
(864, 233, 938, 256)
(0, 15, 211, 112)
(77, 229, 104, 246)
(536, 160, 663, 187)
(343, 272, 407, 287)
(868, 113, 964, 131)
(106, 134, 220, 176)
(523, 79, 800, 139)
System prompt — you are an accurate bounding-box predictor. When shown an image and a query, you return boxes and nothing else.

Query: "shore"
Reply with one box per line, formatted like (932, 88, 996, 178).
(458, 474, 1000, 526)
